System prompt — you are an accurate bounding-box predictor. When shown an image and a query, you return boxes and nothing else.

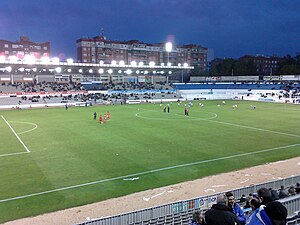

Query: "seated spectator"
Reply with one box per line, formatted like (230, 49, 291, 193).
(257, 187, 273, 205)
(296, 183, 300, 194)
(247, 201, 287, 225)
(278, 185, 289, 199)
(244, 193, 253, 209)
(239, 194, 247, 203)
(247, 196, 262, 223)
(189, 211, 202, 225)
(202, 194, 240, 225)
(288, 185, 296, 195)
(269, 187, 279, 201)
(226, 192, 246, 225)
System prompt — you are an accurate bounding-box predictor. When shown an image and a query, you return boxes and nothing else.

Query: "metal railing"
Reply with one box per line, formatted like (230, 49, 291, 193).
(75, 175, 300, 225)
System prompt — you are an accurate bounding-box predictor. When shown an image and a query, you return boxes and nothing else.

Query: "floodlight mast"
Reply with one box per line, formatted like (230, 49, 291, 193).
(165, 42, 172, 64)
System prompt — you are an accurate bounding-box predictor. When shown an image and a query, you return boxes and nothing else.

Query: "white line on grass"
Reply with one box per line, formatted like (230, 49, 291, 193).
(1, 115, 30, 153)
(206, 119, 300, 138)
(0, 152, 30, 157)
(0, 143, 299, 203)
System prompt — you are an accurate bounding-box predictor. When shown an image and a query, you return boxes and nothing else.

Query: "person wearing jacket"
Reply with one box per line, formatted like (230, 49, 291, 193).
(247, 201, 287, 225)
(202, 194, 240, 225)
(226, 192, 247, 225)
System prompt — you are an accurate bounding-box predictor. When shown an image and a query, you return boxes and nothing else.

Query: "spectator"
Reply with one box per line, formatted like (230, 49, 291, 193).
(247, 201, 287, 225)
(239, 194, 247, 203)
(189, 211, 202, 225)
(244, 194, 253, 209)
(226, 192, 246, 225)
(278, 186, 289, 199)
(269, 187, 279, 201)
(247, 196, 262, 223)
(257, 187, 273, 205)
(296, 183, 300, 194)
(202, 194, 240, 225)
(288, 185, 296, 196)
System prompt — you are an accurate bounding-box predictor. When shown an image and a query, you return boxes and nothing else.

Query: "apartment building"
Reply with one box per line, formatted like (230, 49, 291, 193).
(76, 35, 208, 71)
(0, 36, 50, 59)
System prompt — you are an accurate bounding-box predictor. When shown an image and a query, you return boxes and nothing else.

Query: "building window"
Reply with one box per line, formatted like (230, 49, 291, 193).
(4, 44, 9, 48)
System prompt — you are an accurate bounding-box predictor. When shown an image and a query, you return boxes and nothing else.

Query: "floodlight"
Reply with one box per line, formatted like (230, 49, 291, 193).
(89, 69, 93, 73)
(118, 70, 122, 74)
(55, 67, 62, 73)
(136, 70, 140, 74)
(126, 69, 132, 74)
(67, 58, 74, 64)
(79, 69, 83, 73)
(108, 69, 113, 74)
(18, 67, 25, 72)
(165, 42, 173, 52)
(183, 63, 188, 68)
(6, 66, 12, 72)
(52, 57, 60, 64)
(99, 60, 104, 65)
(119, 60, 125, 66)
(149, 61, 155, 67)
(111, 60, 117, 66)
(167, 62, 172, 67)
(161, 63, 165, 66)
(168, 71, 172, 74)
(138, 62, 144, 67)
(131, 61, 137, 67)
(67, 69, 72, 73)
(98, 68, 104, 74)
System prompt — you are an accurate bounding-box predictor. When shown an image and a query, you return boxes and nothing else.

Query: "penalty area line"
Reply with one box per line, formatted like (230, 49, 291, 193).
(0, 143, 299, 203)
(1, 115, 30, 153)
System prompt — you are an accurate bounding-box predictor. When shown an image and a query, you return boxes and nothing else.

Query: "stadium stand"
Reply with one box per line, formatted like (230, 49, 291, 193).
(74, 175, 300, 225)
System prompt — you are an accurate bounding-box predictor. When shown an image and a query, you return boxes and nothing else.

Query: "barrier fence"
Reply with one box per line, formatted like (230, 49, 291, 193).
(75, 175, 300, 225)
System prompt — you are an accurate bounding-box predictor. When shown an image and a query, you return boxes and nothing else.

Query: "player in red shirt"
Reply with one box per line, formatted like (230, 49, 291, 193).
(99, 115, 103, 124)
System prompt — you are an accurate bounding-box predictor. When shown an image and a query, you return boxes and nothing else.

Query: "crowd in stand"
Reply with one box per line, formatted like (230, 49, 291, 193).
(189, 183, 300, 225)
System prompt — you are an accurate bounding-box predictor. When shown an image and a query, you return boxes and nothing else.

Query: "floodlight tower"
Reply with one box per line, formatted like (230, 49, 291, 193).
(165, 42, 172, 65)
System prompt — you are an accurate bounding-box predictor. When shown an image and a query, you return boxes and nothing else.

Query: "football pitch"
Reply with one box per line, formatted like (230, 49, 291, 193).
(0, 100, 299, 223)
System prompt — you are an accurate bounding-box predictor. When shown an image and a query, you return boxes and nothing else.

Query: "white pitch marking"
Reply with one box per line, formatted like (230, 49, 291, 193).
(0, 143, 299, 203)
(7, 121, 38, 135)
(1, 115, 30, 153)
(207, 119, 300, 138)
(240, 179, 250, 184)
(0, 151, 30, 158)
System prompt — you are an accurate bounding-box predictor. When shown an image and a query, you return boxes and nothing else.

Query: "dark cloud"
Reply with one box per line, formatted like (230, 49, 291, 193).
(0, 0, 299, 59)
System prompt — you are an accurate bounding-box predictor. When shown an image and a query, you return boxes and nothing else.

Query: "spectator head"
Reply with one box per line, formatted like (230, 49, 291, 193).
(225, 191, 235, 207)
(192, 211, 202, 223)
(216, 194, 227, 205)
(257, 187, 273, 205)
(265, 201, 287, 225)
(249, 196, 261, 211)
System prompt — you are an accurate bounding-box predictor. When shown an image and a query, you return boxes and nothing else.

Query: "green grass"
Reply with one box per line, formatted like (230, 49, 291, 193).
(0, 100, 299, 222)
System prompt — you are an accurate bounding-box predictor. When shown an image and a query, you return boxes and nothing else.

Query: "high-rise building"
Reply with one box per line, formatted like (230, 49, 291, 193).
(76, 35, 208, 71)
(0, 36, 50, 59)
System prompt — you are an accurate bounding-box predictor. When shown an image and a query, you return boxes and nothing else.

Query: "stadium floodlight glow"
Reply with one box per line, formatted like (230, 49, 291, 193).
(79, 69, 83, 73)
(161, 71, 165, 74)
(32, 68, 37, 72)
(67, 68, 72, 73)
(99, 60, 104, 65)
(144, 70, 148, 74)
(160, 63, 165, 66)
(165, 42, 172, 52)
(118, 70, 122, 74)
(178, 63, 182, 67)
(168, 71, 172, 74)
(107, 69, 113, 74)
(18, 67, 25, 72)
(111, 60, 117, 66)
(0, 55, 5, 62)
(6, 66, 12, 72)
(149, 61, 155, 67)
(119, 60, 125, 66)
(136, 70, 140, 74)
(89, 69, 93, 73)
(55, 67, 62, 73)
(167, 62, 172, 67)
(98, 68, 104, 74)
(126, 69, 132, 74)
(24, 55, 36, 64)
(52, 57, 60, 64)
(41, 56, 50, 64)
(153, 70, 157, 74)
(138, 62, 144, 67)
(183, 63, 188, 68)
(66, 58, 74, 64)
(8, 55, 18, 63)
(130, 61, 137, 67)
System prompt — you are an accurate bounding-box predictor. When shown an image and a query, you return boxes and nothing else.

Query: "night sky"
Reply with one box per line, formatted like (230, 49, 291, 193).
(0, 0, 299, 60)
